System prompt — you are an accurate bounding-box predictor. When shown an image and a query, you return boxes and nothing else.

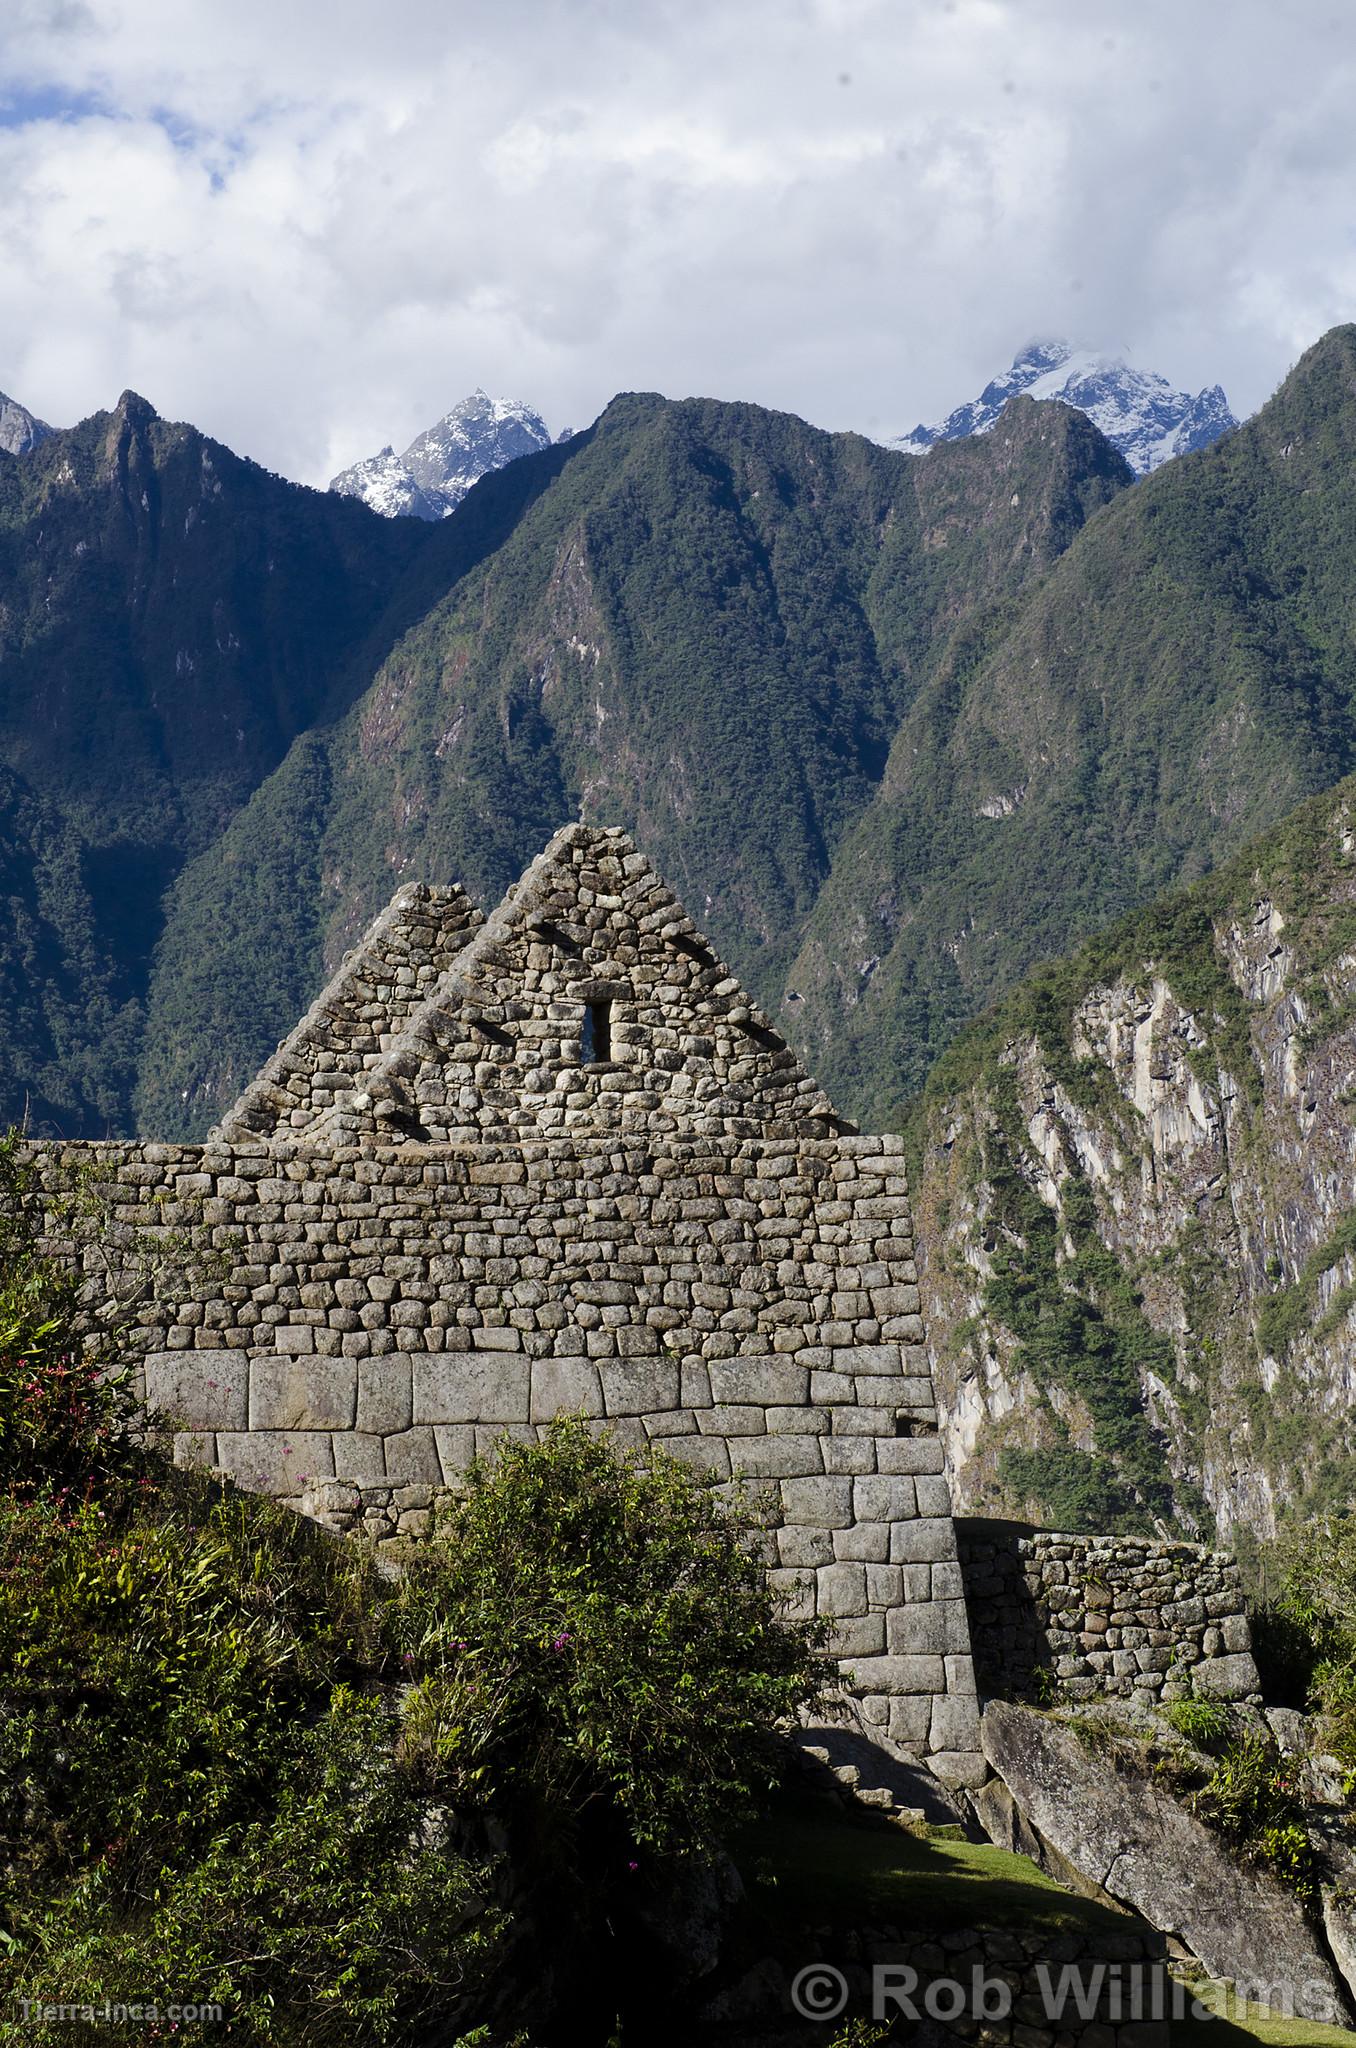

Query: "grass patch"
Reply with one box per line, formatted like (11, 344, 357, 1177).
(733, 1788, 1131, 1939)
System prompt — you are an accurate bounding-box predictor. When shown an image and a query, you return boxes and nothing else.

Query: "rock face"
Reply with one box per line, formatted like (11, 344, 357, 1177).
(0, 387, 51, 455)
(912, 786, 1356, 1544)
(330, 391, 553, 518)
(980, 1701, 1353, 2023)
(893, 339, 1237, 475)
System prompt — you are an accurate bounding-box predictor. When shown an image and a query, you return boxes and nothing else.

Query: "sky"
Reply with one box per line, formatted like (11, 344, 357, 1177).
(0, 0, 1354, 487)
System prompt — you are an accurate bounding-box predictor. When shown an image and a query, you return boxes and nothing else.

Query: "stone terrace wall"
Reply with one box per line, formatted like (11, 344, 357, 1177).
(49, 1132, 983, 1783)
(957, 1524, 1260, 1706)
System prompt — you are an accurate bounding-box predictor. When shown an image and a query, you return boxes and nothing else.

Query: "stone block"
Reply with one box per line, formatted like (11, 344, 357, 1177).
(828, 1614, 886, 1658)
(848, 1654, 947, 1695)
(665, 1435, 732, 1480)
(708, 1358, 808, 1405)
(729, 1435, 824, 1479)
(887, 1695, 933, 1747)
(332, 1433, 387, 1481)
(875, 1436, 945, 1476)
(172, 1429, 214, 1470)
(413, 1355, 530, 1424)
(383, 1427, 444, 1485)
(929, 1687, 983, 1753)
(913, 1474, 953, 1517)
(833, 1523, 891, 1563)
(887, 1599, 970, 1656)
(780, 1476, 854, 1527)
(215, 1430, 335, 1496)
(853, 1475, 917, 1523)
(274, 1325, 315, 1355)
(777, 1525, 836, 1569)
(250, 1356, 356, 1431)
(433, 1425, 476, 1480)
(1193, 1652, 1260, 1700)
(470, 1325, 522, 1352)
(355, 1358, 412, 1434)
(816, 1562, 868, 1618)
(145, 1350, 247, 1432)
(598, 1360, 680, 1417)
(850, 1344, 903, 1376)
(890, 1518, 958, 1564)
(531, 1356, 604, 1421)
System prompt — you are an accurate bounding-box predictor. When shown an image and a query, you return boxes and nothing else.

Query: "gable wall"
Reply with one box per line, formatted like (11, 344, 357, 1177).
(52, 1130, 984, 1786)
(312, 824, 839, 1145)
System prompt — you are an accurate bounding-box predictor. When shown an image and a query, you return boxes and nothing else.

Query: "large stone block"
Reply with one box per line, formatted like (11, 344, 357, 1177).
(355, 1358, 412, 1434)
(708, 1358, 808, 1405)
(531, 1356, 604, 1421)
(816, 1562, 868, 1618)
(383, 1427, 444, 1485)
(890, 1518, 958, 1564)
(599, 1359, 680, 1417)
(853, 1475, 917, 1523)
(145, 1350, 247, 1432)
(780, 1476, 854, 1527)
(887, 1599, 970, 1656)
(332, 1432, 387, 1481)
(413, 1355, 530, 1424)
(249, 1356, 356, 1431)
(215, 1430, 335, 1496)
(729, 1435, 824, 1479)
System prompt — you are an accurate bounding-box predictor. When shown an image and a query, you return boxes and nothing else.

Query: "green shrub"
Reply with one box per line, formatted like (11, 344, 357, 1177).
(1191, 1736, 1320, 1900)
(1274, 1516, 1356, 1769)
(393, 1416, 829, 1858)
(1165, 1694, 1232, 1753)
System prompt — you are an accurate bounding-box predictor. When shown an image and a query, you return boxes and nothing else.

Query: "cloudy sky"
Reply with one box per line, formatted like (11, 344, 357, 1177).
(0, 0, 1353, 486)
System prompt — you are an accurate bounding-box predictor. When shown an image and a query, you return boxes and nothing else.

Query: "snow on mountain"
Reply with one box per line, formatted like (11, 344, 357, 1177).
(892, 341, 1237, 476)
(329, 390, 554, 520)
(0, 389, 52, 457)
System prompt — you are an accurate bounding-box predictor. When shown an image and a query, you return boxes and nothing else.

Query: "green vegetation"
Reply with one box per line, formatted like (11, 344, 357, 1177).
(1272, 1517, 1356, 1772)
(1190, 1736, 1321, 1902)
(0, 1152, 826, 2043)
(1165, 1692, 1233, 1752)
(1257, 1209, 1356, 1359)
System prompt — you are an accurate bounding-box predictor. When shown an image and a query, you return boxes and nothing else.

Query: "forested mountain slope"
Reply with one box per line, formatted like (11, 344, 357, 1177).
(135, 389, 1130, 1131)
(8, 327, 1356, 1144)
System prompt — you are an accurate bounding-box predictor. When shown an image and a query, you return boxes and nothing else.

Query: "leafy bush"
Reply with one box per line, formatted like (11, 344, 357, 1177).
(1273, 1516, 1356, 1770)
(0, 1159, 824, 2041)
(1191, 1736, 1320, 1900)
(393, 1416, 829, 1859)
(1164, 1693, 1232, 1753)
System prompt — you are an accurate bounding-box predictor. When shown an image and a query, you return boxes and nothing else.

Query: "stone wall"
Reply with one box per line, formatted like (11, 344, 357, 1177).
(47, 1129, 984, 1782)
(957, 1523, 1260, 1705)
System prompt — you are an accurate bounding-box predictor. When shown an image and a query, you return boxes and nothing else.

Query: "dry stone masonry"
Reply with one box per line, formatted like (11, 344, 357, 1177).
(48, 825, 987, 1784)
(958, 1524, 1261, 1706)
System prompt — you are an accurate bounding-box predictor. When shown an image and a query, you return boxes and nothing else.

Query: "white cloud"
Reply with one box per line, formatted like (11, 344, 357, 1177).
(0, 0, 1352, 481)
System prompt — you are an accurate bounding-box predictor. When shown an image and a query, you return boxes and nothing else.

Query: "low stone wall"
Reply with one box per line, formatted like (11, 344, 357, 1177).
(957, 1522, 1260, 1705)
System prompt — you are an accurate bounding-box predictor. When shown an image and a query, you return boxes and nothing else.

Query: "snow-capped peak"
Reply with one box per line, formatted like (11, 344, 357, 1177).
(330, 393, 554, 520)
(892, 341, 1237, 476)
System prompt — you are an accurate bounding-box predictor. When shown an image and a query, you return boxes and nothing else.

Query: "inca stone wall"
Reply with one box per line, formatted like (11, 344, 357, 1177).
(35, 823, 990, 1785)
(957, 1524, 1260, 1706)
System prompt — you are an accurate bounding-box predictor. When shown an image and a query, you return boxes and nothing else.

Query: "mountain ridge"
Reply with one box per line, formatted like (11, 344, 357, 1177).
(330, 389, 555, 520)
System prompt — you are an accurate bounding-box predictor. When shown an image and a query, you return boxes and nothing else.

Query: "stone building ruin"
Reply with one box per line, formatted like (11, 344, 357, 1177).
(40, 823, 1262, 1793)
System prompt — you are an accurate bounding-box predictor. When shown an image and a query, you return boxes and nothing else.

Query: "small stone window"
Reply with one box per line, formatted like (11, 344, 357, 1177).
(580, 999, 612, 1064)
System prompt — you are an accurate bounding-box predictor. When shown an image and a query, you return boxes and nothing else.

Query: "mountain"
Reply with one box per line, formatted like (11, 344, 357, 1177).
(0, 389, 458, 1129)
(0, 388, 51, 456)
(893, 340, 1237, 476)
(136, 390, 1131, 1132)
(905, 772, 1356, 1556)
(8, 326, 1356, 1157)
(330, 390, 554, 520)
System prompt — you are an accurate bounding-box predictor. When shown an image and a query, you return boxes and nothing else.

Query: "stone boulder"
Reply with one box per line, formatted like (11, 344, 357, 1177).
(980, 1700, 1353, 2025)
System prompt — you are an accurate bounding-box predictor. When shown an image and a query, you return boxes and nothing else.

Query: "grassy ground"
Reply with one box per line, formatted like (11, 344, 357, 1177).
(733, 1791, 1356, 2045)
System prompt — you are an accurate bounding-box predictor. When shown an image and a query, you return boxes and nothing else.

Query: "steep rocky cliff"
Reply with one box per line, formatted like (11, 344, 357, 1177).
(908, 778, 1356, 1554)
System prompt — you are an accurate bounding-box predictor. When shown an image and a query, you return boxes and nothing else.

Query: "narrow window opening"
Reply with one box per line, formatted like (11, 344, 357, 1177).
(581, 999, 612, 1064)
